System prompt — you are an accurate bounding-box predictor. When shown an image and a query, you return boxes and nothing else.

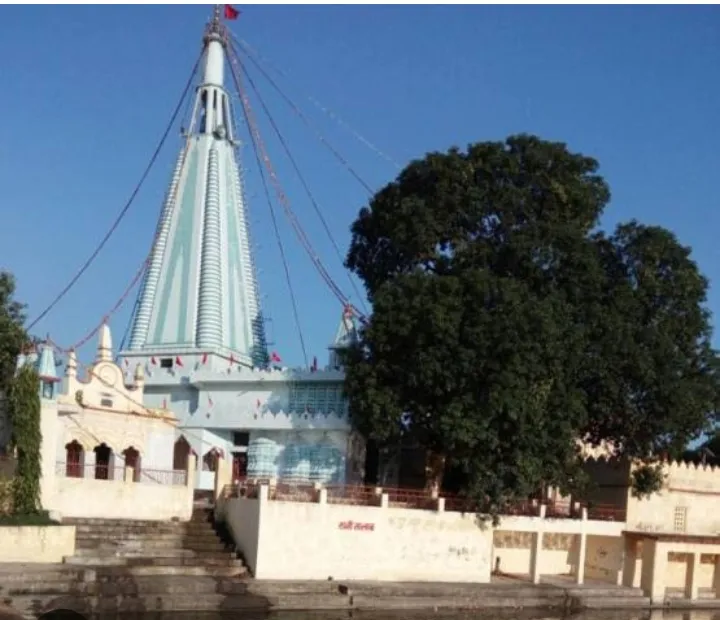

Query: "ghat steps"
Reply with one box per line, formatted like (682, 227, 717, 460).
(0, 509, 258, 617)
(0, 510, 652, 615)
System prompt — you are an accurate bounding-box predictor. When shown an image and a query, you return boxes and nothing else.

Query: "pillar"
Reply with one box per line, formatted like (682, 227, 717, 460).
(530, 531, 544, 584)
(640, 539, 667, 605)
(623, 538, 641, 588)
(713, 555, 720, 599)
(186, 453, 197, 489)
(213, 455, 232, 502)
(38, 401, 60, 511)
(576, 508, 588, 585)
(685, 552, 701, 601)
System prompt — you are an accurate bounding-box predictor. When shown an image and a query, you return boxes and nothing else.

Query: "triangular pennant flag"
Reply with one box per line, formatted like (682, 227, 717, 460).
(202, 353, 208, 364)
(175, 356, 184, 367)
(151, 356, 158, 366)
(270, 351, 281, 363)
(224, 4, 240, 20)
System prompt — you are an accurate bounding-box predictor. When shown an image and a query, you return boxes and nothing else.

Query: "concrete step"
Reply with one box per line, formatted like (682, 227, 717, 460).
(98, 564, 247, 577)
(64, 556, 244, 568)
(565, 586, 646, 598)
(578, 596, 651, 608)
(76, 539, 227, 552)
(244, 580, 565, 598)
(71, 548, 236, 560)
(64, 517, 185, 527)
(0, 565, 86, 584)
(75, 530, 219, 540)
(5, 575, 252, 597)
(73, 525, 186, 536)
(3, 593, 267, 616)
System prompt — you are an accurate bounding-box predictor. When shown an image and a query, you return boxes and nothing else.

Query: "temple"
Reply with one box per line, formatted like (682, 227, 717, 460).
(118, 10, 362, 490)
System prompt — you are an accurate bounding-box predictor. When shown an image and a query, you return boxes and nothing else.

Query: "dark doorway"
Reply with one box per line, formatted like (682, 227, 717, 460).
(93, 443, 112, 480)
(232, 453, 247, 481)
(65, 440, 84, 478)
(173, 436, 191, 471)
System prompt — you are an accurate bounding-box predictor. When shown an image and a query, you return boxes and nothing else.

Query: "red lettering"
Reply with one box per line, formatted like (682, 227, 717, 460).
(339, 521, 375, 531)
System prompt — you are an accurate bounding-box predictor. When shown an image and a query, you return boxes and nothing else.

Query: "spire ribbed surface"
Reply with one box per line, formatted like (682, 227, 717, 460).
(125, 36, 267, 366)
(196, 146, 223, 348)
(129, 148, 187, 351)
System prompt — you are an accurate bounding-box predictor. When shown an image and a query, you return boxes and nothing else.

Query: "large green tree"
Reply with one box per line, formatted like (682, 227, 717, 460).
(344, 135, 720, 513)
(0, 272, 28, 397)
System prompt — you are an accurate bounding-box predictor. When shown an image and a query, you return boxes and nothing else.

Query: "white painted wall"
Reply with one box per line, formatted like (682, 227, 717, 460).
(0, 526, 76, 563)
(220, 490, 493, 582)
(222, 495, 260, 573)
(50, 476, 193, 521)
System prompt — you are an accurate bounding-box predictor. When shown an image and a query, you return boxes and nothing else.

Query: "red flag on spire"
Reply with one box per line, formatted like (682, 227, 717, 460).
(224, 5, 240, 20)
(175, 356, 184, 368)
(270, 351, 282, 363)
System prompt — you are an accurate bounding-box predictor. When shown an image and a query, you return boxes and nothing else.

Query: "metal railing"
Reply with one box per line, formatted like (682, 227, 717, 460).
(221, 478, 629, 523)
(55, 461, 187, 486)
(55, 461, 125, 481)
(586, 503, 626, 522)
(326, 484, 380, 506)
(138, 468, 187, 486)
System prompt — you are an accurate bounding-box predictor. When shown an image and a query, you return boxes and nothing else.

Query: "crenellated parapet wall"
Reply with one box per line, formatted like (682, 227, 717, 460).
(659, 458, 720, 493)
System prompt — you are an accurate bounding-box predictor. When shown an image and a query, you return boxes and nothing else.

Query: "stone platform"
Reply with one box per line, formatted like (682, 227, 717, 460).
(0, 567, 652, 617)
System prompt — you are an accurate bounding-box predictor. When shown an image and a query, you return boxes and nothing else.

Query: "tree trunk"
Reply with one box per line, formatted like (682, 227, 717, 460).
(424, 450, 446, 497)
(364, 439, 379, 485)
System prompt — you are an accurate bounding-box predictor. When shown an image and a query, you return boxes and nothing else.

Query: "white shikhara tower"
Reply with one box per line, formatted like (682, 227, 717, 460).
(126, 14, 267, 367)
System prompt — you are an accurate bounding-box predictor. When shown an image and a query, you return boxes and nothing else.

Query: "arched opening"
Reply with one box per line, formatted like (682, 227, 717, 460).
(122, 446, 141, 482)
(65, 440, 84, 478)
(93, 443, 113, 480)
(173, 436, 191, 471)
(203, 449, 219, 473)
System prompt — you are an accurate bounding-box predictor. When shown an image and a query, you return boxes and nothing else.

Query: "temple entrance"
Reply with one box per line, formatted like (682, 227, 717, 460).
(232, 453, 247, 481)
(93, 443, 112, 480)
(173, 436, 191, 471)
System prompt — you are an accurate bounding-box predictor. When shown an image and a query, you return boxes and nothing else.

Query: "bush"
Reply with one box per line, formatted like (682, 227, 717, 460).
(0, 510, 58, 526)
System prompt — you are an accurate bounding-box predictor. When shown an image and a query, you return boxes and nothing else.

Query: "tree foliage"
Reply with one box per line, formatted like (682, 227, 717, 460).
(0, 272, 28, 397)
(344, 134, 720, 513)
(8, 364, 42, 514)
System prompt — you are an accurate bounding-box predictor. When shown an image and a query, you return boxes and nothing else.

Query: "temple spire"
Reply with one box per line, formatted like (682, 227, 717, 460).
(124, 12, 267, 367)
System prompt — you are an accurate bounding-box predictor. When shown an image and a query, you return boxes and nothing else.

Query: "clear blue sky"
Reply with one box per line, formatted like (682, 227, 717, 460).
(1, 5, 719, 368)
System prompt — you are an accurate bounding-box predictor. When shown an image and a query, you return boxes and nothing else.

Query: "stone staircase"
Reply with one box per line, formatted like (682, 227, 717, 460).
(64, 509, 245, 576)
(0, 509, 269, 617)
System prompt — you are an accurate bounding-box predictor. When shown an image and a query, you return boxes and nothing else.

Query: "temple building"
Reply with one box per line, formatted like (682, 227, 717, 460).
(118, 12, 362, 490)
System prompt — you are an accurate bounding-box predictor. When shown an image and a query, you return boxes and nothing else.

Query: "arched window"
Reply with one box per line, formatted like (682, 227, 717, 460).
(93, 443, 113, 480)
(202, 449, 219, 473)
(173, 436, 191, 471)
(122, 446, 141, 482)
(65, 440, 84, 478)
